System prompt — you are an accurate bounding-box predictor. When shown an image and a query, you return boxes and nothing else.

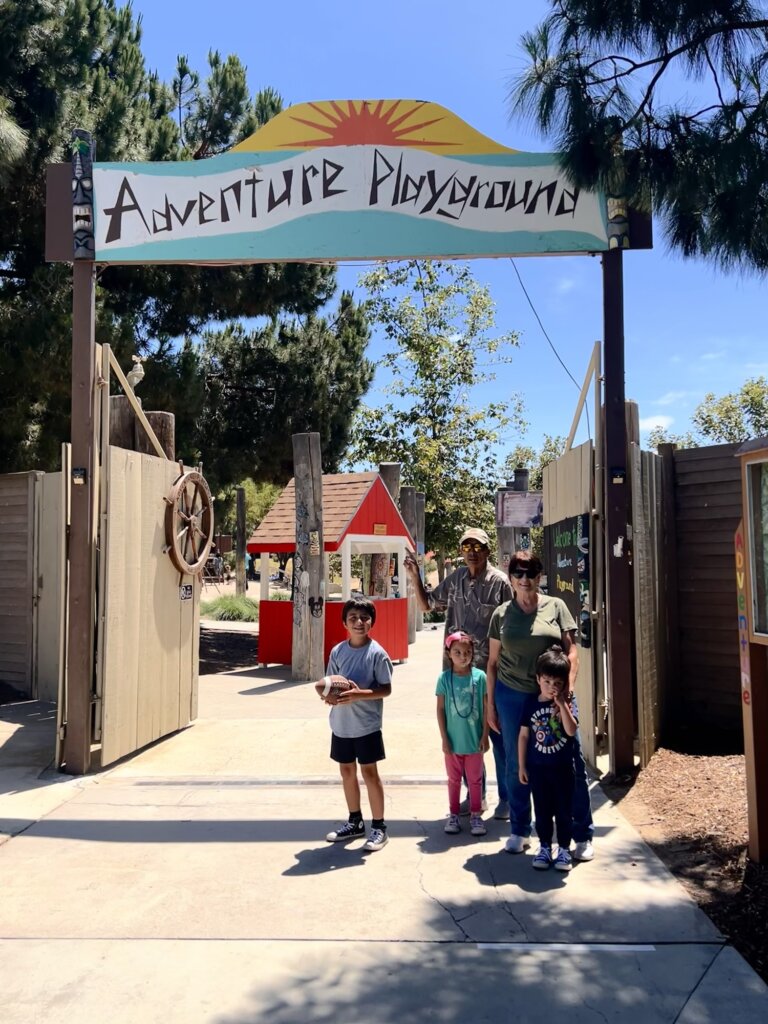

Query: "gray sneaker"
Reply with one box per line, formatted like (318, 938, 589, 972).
(470, 815, 487, 836)
(444, 814, 461, 834)
(493, 800, 510, 820)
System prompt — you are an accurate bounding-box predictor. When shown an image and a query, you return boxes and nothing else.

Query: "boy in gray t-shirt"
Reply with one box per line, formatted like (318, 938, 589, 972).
(321, 598, 393, 852)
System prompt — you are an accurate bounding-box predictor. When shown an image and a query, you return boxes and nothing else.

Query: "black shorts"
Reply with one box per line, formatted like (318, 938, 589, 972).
(330, 730, 385, 765)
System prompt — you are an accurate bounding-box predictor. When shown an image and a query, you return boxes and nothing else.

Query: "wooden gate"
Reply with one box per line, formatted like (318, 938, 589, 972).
(97, 447, 199, 766)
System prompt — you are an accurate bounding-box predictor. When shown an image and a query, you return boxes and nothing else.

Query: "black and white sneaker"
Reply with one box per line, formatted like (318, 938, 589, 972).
(362, 827, 388, 852)
(326, 819, 365, 842)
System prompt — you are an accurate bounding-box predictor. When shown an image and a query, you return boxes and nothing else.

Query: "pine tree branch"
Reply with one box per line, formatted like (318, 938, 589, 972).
(586, 20, 768, 87)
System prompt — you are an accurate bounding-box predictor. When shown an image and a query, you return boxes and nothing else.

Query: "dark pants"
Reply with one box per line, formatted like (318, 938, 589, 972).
(571, 730, 594, 842)
(528, 762, 574, 848)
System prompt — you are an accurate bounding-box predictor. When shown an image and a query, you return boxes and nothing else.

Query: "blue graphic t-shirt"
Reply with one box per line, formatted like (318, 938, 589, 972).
(522, 692, 579, 766)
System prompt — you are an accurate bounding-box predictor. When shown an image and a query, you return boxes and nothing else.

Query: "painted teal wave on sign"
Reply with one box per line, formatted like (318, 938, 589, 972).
(95, 209, 609, 263)
(94, 149, 566, 176)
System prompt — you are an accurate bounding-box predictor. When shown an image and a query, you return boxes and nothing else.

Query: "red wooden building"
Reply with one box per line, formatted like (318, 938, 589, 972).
(248, 472, 414, 666)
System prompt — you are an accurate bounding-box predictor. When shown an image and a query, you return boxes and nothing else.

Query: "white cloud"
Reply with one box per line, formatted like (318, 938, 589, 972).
(639, 414, 673, 433)
(555, 277, 576, 294)
(669, 355, 683, 365)
(653, 390, 689, 406)
(701, 351, 725, 361)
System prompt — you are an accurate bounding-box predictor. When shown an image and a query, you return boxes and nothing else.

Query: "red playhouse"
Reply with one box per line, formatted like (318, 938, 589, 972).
(248, 472, 414, 667)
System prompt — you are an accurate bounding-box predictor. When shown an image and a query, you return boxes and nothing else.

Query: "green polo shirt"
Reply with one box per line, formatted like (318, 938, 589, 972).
(488, 595, 577, 693)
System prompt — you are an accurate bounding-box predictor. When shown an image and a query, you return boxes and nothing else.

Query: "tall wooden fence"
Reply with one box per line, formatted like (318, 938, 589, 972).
(659, 441, 743, 744)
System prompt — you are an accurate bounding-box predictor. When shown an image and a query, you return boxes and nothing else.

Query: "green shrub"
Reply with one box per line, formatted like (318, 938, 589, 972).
(424, 609, 446, 624)
(200, 595, 259, 622)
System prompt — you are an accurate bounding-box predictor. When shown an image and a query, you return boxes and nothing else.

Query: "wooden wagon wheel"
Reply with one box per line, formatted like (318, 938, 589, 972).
(164, 468, 214, 575)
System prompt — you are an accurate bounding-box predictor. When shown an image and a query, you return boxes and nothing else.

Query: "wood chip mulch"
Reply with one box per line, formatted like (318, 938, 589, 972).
(603, 748, 768, 985)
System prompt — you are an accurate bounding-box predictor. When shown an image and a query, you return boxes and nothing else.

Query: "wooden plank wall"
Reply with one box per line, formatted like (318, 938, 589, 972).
(543, 440, 592, 525)
(668, 442, 742, 739)
(101, 449, 199, 766)
(542, 440, 596, 764)
(0, 473, 38, 694)
(630, 446, 666, 765)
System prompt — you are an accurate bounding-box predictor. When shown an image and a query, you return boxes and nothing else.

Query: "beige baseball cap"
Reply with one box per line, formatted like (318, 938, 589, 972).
(459, 528, 490, 548)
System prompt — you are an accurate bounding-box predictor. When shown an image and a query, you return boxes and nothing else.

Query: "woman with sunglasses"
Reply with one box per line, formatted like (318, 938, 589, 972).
(486, 551, 594, 860)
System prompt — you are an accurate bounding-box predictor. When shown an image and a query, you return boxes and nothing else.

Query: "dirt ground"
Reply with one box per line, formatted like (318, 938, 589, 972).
(603, 748, 768, 985)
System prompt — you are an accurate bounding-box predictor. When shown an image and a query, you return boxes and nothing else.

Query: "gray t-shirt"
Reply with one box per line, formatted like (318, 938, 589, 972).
(327, 638, 393, 738)
(429, 564, 513, 670)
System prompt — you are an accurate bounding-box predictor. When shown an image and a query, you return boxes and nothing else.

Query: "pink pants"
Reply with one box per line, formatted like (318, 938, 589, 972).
(444, 752, 484, 815)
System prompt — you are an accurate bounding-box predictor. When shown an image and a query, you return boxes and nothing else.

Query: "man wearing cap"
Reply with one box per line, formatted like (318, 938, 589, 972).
(404, 528, 512, 817)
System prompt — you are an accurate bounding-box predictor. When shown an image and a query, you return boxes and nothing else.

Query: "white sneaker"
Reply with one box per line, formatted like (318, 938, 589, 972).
(573, 840, 594, 862)
(504, 834, 530, 854)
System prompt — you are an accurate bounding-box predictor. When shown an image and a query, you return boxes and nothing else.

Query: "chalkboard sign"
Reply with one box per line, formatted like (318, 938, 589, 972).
(544, 514, 591, 648)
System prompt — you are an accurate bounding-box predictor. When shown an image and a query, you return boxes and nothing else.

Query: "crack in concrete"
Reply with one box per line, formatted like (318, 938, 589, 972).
(412, 817, 472, 942)
(484, 855, 530, 940)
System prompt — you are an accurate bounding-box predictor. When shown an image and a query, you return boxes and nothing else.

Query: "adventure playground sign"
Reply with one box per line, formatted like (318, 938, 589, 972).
(88, 100, 629, 263)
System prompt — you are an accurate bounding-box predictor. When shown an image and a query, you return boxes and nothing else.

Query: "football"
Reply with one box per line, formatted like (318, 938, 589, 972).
(314, 675, 355, 702)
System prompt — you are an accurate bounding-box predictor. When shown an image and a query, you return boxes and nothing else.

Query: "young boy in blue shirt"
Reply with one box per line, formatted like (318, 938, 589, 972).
(518, 645, 579, 872)
(321, 598, 393, 852)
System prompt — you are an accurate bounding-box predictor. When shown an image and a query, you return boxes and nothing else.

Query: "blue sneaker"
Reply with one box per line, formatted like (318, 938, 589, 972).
(554, 847, 573, 872)
(532, 845, 553, 870)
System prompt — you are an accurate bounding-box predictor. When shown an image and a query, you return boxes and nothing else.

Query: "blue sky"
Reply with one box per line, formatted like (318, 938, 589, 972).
(127, 0, 765, 461)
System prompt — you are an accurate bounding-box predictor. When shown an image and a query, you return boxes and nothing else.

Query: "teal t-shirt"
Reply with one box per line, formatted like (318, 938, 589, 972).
(435, 667, 486, 754)
(488, 595, 576, 693)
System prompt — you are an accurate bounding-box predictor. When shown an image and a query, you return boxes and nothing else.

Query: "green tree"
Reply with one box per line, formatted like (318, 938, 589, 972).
(504, 433, 566, 491)
(0, 0, 343, 477)
(503, 434, 566, 557)
(349, 260, 524, 561)
(214, 479, 282, 539)
(511, 1, 768, 272)
(648, 376, 768, 449)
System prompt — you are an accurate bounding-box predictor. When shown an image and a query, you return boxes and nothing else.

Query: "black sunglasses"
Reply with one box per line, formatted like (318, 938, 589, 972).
(511, 567, 539, 579)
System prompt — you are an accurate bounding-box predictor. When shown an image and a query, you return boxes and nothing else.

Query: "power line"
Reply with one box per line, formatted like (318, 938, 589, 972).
(509, 258, 591, 440)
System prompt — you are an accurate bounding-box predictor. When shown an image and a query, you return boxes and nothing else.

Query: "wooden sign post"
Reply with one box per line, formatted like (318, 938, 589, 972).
(291, 432, 325, 681)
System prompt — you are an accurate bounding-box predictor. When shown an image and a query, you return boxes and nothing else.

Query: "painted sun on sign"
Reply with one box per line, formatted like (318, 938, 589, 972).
(232, 99, 518, 155)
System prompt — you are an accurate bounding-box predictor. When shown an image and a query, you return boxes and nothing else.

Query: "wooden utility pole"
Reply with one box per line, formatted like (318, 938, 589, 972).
(602, 248, 635, 775)
(415, 491, 426, 631)
(235, 486, 246, 597)
(63, 260, 97, 775)
(291, 432, 325, 681)
(400, 486, 417, 644)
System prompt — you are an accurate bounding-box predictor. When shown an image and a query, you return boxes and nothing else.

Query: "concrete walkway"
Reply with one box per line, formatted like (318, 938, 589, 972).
(1, 626, 767, 1023)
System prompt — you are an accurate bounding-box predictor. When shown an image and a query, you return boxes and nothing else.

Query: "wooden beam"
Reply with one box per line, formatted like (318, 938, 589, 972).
(602, 249, 635, 775)
(235, 486, 246, 597)
(107, 350, 167, 460)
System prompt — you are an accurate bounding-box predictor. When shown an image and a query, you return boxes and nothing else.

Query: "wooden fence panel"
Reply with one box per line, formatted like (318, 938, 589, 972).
(671, 441, 742, 738)
(0, 472, 39, 693)
(631, 446, 666, 765)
